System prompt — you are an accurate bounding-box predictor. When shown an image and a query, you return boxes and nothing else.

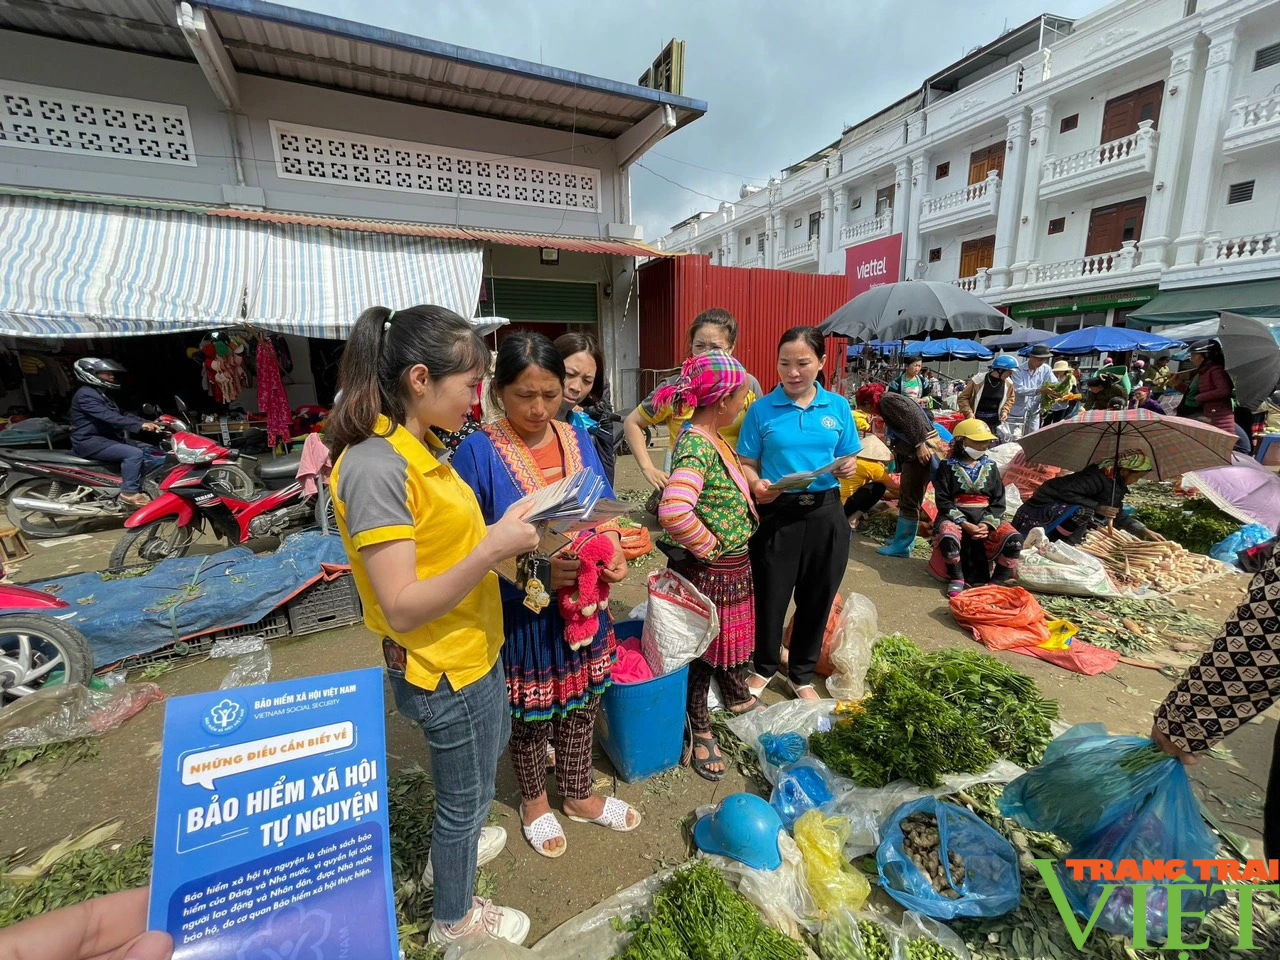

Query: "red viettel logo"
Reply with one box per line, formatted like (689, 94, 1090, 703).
(857, 257, 888, 280)
(846, 233, 902, 298)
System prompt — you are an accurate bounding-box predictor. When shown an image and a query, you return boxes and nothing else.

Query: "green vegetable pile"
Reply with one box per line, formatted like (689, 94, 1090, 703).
(0, 837, 152, 927)
(1036, 593, 1219, 656)
(614, 861, 806, 960)
(817, 914, 962, 960)
(1131, 499, 1237, 555)
(809, 635, 1058, 786)
(906, 936, 964, 960)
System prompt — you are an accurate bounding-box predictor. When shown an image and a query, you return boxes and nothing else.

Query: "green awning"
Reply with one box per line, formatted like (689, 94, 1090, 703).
(1129, 279, 1280, 324)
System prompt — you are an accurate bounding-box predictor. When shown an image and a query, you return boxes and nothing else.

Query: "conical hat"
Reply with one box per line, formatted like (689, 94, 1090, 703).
(856, 434, 893, 462)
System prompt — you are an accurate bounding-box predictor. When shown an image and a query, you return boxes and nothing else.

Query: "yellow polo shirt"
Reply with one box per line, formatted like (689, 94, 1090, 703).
(330, 416, 502, 692)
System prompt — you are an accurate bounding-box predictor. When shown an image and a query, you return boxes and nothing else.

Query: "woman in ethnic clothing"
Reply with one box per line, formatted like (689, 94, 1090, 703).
(453, 333, 641, 860)
(1011, 449, 1164, 544)
(927, 419, 1023, 597)
(656, 352, 759, 781)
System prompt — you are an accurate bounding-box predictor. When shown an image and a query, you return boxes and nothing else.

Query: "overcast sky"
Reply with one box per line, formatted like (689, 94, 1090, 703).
(305, 0, 1102, 240)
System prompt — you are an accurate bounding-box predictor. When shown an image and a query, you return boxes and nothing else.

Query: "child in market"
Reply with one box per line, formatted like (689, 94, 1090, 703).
(656, 351, 758, 782)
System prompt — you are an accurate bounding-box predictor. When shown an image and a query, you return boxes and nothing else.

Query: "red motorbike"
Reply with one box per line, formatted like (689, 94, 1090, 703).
(108, 430, 331, 572)
(0, 577, 93, 709)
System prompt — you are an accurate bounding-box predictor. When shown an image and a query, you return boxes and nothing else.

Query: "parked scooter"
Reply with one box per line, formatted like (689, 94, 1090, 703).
(0, 577, 93, 709)
(0, 408, 254, 540)
(108, 432, 331, 572)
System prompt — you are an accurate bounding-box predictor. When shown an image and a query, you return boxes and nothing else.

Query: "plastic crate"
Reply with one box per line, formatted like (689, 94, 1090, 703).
(286, 574, 363, 637)
(114, 612, 289, 671)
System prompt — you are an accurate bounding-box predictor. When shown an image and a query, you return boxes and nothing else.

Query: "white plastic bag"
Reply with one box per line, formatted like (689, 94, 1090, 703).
(987, 441, 1023, 477)
(726, 698, 837, 786)
(1016, 526, 1127, 598)
(1003, 482, 1023, 519)
(219, 648, 272, 689)
(641, 568, 719, 676)
(824, 593, 877, 701)
(706, 834, 815, 939)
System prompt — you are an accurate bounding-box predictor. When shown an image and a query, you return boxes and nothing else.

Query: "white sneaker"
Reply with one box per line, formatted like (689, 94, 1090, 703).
(421, 826, 508, 887)
(426, 897, 530, 946)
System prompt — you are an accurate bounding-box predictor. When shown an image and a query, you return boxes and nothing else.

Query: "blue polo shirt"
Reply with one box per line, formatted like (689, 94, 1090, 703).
(737, 384, 861, 491)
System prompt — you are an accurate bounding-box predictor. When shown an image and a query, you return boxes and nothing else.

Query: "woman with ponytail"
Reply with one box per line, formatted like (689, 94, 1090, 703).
(328, 305, 539, 948)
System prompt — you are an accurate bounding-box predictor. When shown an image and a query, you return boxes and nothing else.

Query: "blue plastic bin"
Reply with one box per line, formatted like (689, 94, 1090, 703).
(597, 618, 688, 782)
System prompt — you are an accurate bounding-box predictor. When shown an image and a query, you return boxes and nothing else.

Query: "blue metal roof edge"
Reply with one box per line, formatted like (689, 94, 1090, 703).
(202, 0, 708, 118)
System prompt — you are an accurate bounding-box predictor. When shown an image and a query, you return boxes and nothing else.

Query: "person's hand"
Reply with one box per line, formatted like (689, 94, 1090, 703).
(487, 502, 540, 561)
(832, 457, 858, 480)
(1096, 505, 1119, 520)
(0, 886, 173, 960)
(550, 553, 581, 590)
(915, 442, 932, 464)
(1142, 529, 1166, 542)
(753, 479, 780, 504)
(140, 421, 163, 433)
(884, 482, 901, 499)
(1151, 722, 1199, 766)
(641, 465, 670, 491)
(600, 536, 628, 584)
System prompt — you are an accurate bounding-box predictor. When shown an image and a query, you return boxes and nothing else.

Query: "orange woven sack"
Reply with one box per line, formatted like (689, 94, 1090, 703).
(783, 593, 844, 676)
(949, 584, 1049, 651)
(618, 524, 652, 560)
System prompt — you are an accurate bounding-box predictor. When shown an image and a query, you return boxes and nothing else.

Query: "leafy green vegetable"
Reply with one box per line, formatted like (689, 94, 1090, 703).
(614, 861, 806, 960)
(0, 837, 152, 927)
(1132, 500, 1237, 555)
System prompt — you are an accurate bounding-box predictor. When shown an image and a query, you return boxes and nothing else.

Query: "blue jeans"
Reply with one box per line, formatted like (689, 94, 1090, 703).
(72, 437, 161, 493)
(388, 659, 510, 925)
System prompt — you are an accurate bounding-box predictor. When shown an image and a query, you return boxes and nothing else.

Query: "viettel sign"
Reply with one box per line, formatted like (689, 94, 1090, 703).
(846, 233, 903, 299)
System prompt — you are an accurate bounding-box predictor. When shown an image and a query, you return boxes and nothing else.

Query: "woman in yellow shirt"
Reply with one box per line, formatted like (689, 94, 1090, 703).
(623, 308, 762, 491)
(327, 304, 540, 949)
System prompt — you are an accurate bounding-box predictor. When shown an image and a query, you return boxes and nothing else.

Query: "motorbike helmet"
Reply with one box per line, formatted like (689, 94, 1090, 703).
(692, 793, 783, 870)
(991, 355, 1018, 371)
(74, 357, 127, 390)
(951, 418, 997, 443)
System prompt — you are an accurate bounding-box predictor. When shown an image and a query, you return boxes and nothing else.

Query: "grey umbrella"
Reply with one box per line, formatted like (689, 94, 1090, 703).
(1208, 312, 1280, 411)
(818, 280, 1009, 342)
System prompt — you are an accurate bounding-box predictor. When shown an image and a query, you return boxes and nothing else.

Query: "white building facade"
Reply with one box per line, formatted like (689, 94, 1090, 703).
(659, 0, 1280, 332)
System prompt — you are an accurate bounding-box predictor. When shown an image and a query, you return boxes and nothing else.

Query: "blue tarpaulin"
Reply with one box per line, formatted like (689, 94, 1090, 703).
(19, 531, 350, 667)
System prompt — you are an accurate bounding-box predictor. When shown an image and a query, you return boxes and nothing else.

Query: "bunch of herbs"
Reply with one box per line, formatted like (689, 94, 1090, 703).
(0, 836, 152, 927)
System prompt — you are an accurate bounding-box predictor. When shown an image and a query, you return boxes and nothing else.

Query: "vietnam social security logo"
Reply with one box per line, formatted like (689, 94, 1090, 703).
(821, 415, 839, 429)
(202, 697, 246, 736)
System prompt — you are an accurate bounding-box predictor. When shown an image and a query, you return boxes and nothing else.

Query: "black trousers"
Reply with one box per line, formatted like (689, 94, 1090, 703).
(1268, 724, 1279, 859)
(749, 491, 849, 686)
(843, 481, 887, 518)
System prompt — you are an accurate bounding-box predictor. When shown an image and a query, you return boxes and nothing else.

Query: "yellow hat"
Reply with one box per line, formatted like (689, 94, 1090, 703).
(853, 410, 871, 432)
(951, 418, 997, 443)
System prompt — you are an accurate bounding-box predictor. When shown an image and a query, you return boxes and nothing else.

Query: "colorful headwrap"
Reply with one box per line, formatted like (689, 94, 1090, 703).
(650, 350, 747, 413)
(1100, 448, 1154, 473)
(856, 382, 886, 413)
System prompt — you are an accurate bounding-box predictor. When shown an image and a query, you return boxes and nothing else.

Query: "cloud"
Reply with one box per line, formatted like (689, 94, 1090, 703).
(295, 0, 1101, 240)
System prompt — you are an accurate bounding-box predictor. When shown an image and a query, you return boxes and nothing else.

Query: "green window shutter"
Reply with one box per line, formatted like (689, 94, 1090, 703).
(478, 278, 598, 324)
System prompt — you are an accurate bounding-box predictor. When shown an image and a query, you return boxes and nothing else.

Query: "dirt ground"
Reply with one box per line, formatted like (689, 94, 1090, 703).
(0, 452, 1273, 943)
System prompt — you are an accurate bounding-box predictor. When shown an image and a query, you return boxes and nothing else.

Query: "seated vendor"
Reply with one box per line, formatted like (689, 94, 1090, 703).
(1083, 373, 1129, 411)
(841, 423, 898, 530)
(927, 419, 1022, 597)
(1011, 449, 1166, 544)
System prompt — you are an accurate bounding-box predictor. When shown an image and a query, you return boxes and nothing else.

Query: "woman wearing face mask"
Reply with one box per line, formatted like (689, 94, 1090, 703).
(623, 308, 762, 492)
(452, 333, 639, 863)
(926, 419, 1023, 597)
(554, 332, 617, 485)
(738, 326, 860, 701)
(327, 305, 540, 947)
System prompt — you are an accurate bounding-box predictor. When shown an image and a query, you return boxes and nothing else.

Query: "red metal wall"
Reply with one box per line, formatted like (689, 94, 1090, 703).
(638, 256, 849, 389)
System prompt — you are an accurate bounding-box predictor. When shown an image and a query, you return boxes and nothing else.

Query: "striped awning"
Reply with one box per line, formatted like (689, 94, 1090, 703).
(0, 195, 484, 339)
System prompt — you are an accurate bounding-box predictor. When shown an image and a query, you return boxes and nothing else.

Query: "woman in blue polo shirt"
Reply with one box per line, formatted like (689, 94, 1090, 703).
(738, 326, 860, 700)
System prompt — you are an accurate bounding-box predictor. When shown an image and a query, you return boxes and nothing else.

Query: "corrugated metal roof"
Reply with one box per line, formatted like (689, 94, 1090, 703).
(0, 0, 706, 137)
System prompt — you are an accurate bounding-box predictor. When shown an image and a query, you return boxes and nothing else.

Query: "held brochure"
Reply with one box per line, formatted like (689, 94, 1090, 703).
(768, 456, 854, 492)
(149, 666, 398, 960)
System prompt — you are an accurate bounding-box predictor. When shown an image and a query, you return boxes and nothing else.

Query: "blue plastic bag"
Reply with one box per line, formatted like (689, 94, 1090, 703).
(759, 731, 807, 769)
(877, 797, 1021, 919)
(1210, 523, 1273, 567)
(770, 757, 835, 830)
(1000, 723, 1222, 941)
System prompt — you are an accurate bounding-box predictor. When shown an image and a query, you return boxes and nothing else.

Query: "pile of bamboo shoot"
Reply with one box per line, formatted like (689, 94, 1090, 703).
(1079, 526, 1222, 593)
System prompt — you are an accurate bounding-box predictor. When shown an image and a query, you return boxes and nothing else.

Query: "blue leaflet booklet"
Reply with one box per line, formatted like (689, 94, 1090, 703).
(148, 666, 398, 960)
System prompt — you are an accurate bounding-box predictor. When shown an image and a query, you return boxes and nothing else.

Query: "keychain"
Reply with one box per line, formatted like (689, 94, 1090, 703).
(520, 555, 551, 613)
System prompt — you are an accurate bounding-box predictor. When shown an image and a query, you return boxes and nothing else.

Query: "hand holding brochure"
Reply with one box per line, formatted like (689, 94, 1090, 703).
(768, 456, 854, 493)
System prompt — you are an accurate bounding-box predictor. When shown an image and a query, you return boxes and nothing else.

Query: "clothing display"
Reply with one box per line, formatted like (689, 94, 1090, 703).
(256, 337, 292, 447)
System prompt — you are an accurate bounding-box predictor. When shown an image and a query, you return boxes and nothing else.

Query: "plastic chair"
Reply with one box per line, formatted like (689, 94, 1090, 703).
(1256, 434, 1280, 465)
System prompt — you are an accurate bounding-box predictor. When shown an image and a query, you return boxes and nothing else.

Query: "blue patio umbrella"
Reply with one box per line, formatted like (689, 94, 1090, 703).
(1028, 327, 1184, 357)
(846, 339, 904, 357)
(982, 328, 1054, 350)
(903, 337, 992, 360)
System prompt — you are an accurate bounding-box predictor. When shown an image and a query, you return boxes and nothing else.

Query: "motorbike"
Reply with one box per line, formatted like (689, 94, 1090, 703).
(0, 408, 255, 540)
(108, 430, 331, 572)
(0, 578, 93, 709)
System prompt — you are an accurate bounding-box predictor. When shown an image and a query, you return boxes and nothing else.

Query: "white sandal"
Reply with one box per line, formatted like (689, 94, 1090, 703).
(788, 680, 820, 701)
(747, 672, 772, 697)
(566, 796, 642, 833)
(521, 811, 567, 859)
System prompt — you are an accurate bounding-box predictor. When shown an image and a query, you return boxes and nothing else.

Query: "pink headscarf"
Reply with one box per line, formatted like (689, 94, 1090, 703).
(650, 351, 747, 414)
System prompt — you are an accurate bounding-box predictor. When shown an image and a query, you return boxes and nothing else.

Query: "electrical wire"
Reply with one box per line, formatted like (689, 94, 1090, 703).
(647, 151, 770, 183)
(632, 162, 737, 205)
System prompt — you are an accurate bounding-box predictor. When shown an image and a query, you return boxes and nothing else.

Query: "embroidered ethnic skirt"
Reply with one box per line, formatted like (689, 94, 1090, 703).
(671, 549, 755, 669)
(500, 599, 613, 722)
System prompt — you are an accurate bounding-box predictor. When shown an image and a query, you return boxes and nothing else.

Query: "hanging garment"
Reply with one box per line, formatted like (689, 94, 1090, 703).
(256, 337, 292, 446)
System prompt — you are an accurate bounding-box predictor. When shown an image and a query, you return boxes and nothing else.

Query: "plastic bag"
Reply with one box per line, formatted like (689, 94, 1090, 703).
(900, 910, 972, 960)
(219, 648, 273, 689)
(709, 833, 815, 940)
(209, 634, 266, 658)
(877, 797, 1020, 919)
(771, 757, 837, 829)
(783, 594, 843, 677)
(759, 731, 807, 768)
(1016, 527, 1125, 598)
(641, 568, 719, 676)
(825, 593, 877, 701)
(0, 682, 163, 749)
(531, 870, 673, 959)
(999, 723, 1221, 941)
(817, 907, 972, 960)
(794, 810, 870, 916)
(949, 584, 1049, 650)
(1002, 482, 1022, 519)
(1210, 523, 1273, 567)
(444, 937, 538, 960)
(727, 698, 836, 785)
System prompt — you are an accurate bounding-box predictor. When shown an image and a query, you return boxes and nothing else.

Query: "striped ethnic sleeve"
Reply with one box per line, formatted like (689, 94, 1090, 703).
(658, 465, 718, 560)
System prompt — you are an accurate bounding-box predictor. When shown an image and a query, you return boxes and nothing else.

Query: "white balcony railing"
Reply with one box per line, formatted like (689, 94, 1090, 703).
(840, 210, 892, 246)
(777, 237, 819, 267)
(1040, 122, 1157, 199)
(1224, 93, 1280, 154)
(919, 171, 1000, 232)
(1024, 243, 1138, 285)
(952, 268, 991, 293)
(1202, 231, 1279, 264)
(737, 254, 766, 269)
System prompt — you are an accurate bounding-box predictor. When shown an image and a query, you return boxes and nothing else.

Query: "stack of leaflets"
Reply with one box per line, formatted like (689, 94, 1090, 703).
(769, 456, 854, 492)
(514, 468, 635, 534)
